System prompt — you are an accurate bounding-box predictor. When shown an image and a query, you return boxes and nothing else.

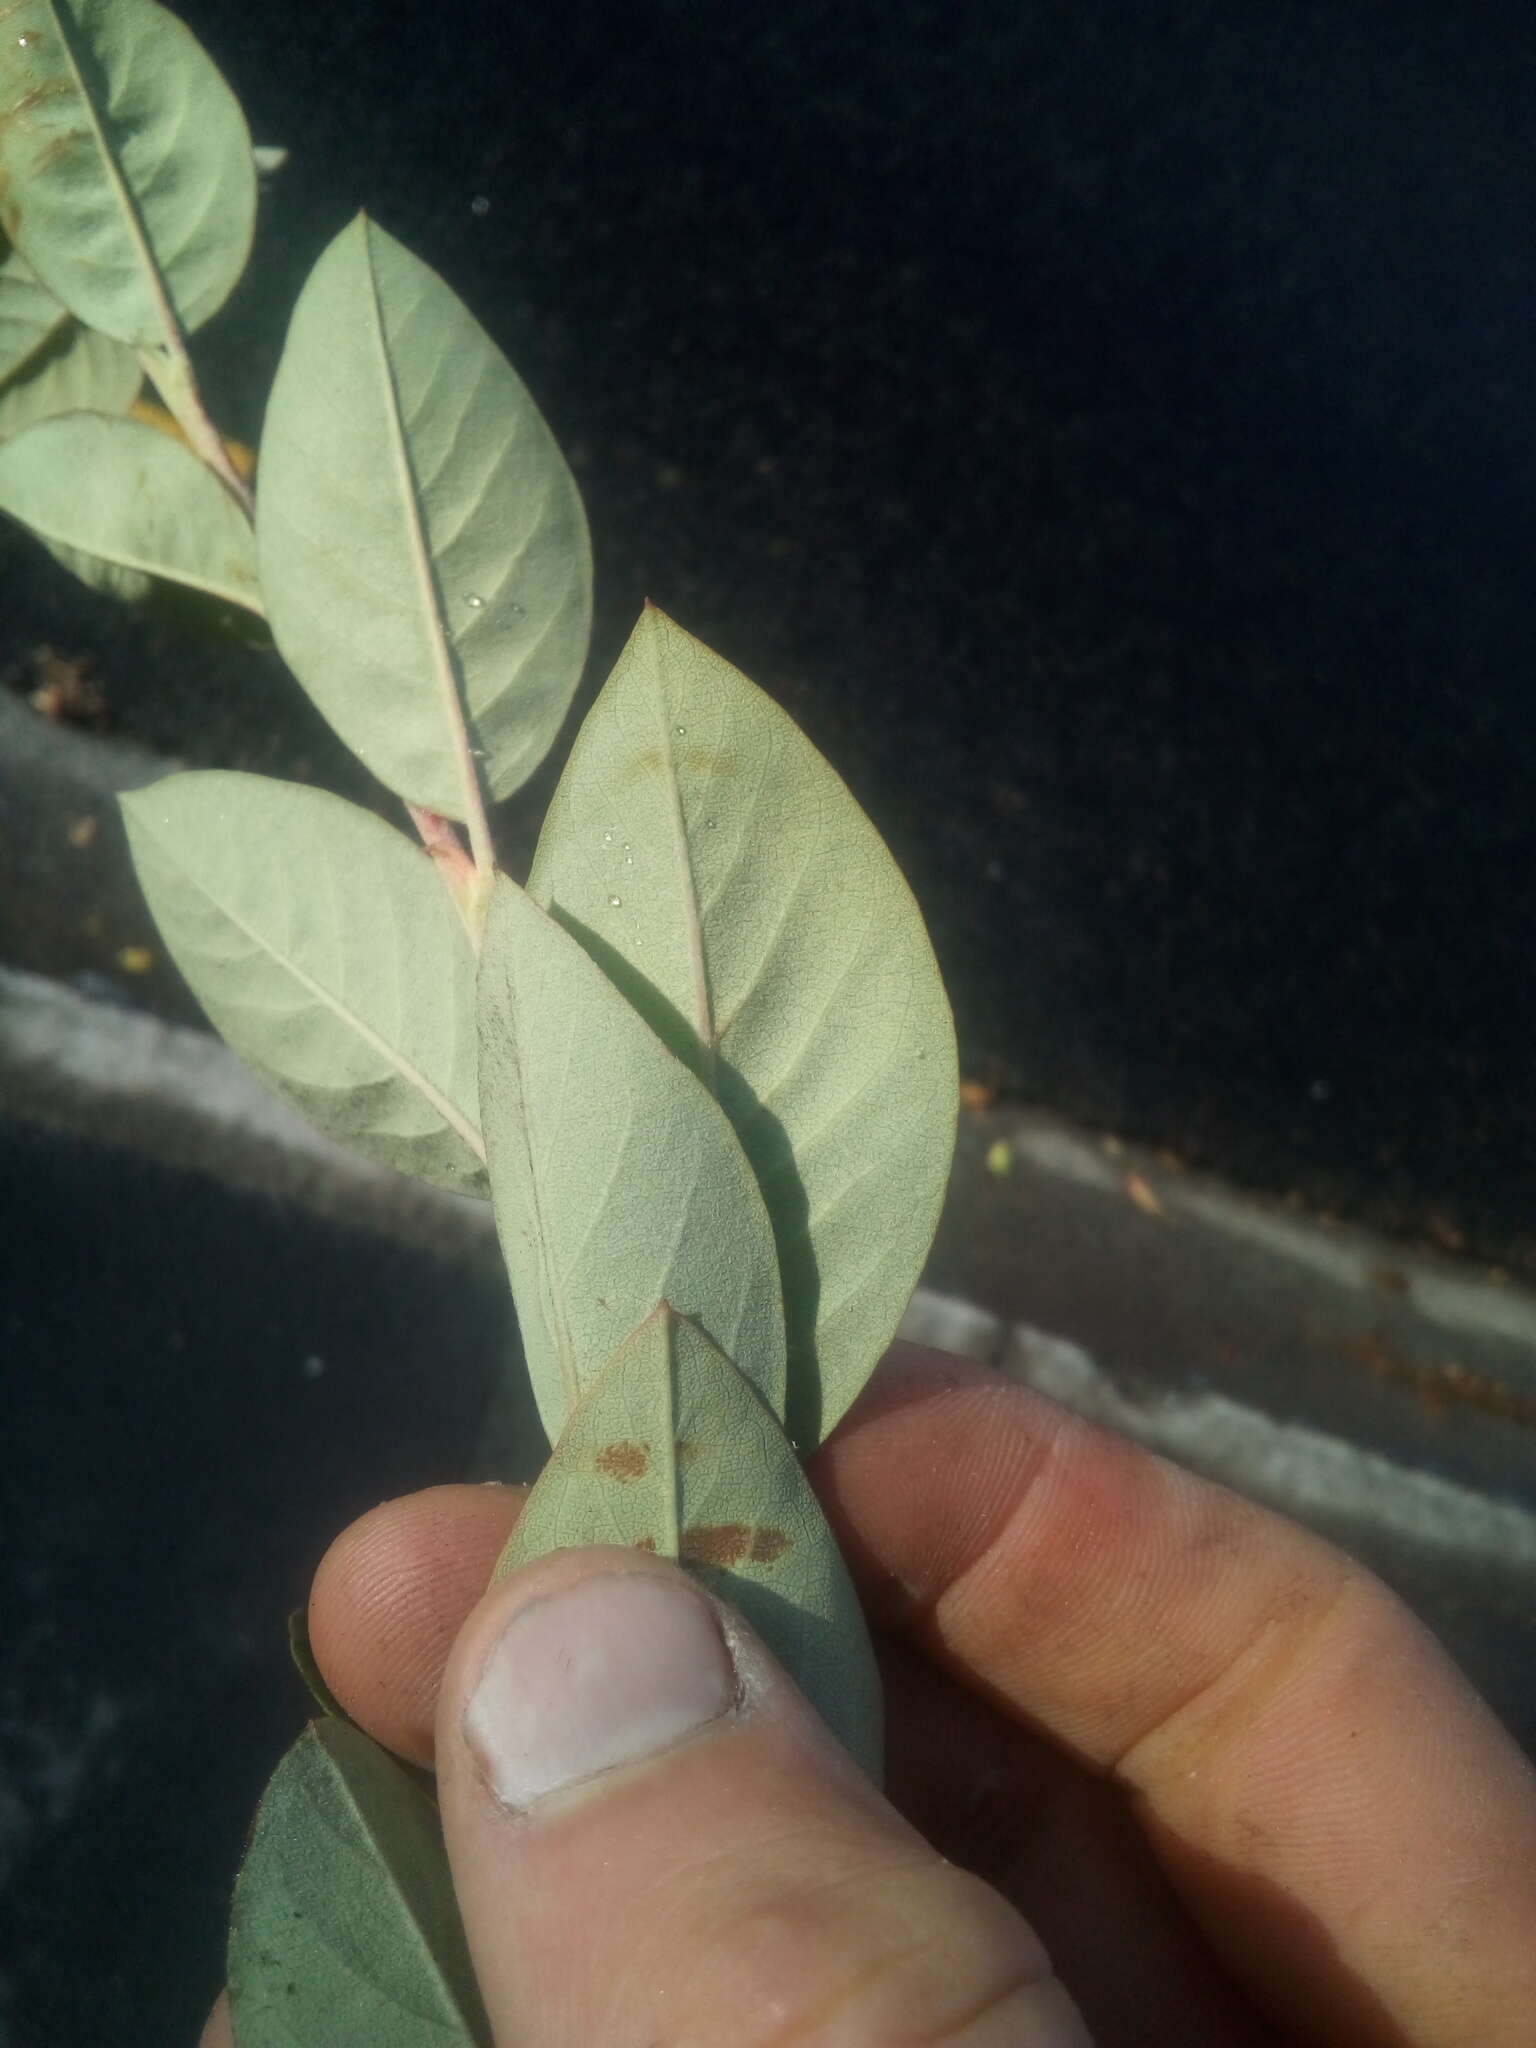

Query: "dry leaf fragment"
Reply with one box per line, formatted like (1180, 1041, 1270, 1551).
(26, 647, 108, 727)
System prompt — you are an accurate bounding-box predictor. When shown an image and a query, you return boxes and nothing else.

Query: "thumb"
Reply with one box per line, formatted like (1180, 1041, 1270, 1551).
(435, 1544, 1091, 2047)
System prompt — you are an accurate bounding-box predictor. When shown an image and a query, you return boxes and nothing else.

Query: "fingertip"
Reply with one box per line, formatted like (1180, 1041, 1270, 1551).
(308, 1483, 522, 1764)
(433, 1544, 1082, 2047)
(837, 1339, 1000, 1428)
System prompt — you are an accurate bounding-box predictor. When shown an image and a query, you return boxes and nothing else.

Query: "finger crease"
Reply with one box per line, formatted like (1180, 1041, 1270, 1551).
(1110, 1558, 1364, 1793)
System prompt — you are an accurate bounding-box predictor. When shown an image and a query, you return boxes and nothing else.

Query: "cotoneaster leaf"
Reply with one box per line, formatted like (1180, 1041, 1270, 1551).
(478, 876, 786, 1442)
(0, 413, 259, 608)
(256, 213, 591, 820)
(0, 0, 256, 344)
(0, 241, 71, 384)
(496, 1303, 883, 1779)
(227, 1720, 490, 2048)
(121, 772, 486, 1196)
(530, 605, 958, 1448)
(0, 322, 141, 446)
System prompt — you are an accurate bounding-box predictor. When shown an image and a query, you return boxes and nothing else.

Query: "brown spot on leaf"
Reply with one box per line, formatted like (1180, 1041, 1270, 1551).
(681, 1523, 792, 1568)
(35, 126, 87, 176)
(633, 1535, 658, 1552)
(594, 1440, 649, 1482)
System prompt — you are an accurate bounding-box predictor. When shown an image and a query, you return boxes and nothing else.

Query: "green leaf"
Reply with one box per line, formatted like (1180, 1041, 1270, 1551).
(0, 246, 143, 447)
(530, 605, 958, 1448)
(0, 413, 259, 608)
(496, 1303, 884, 1780)
(287, 1609, 355, 1728)
(478, 875, 786, 1441)
(121, 772, 487, 1197)
(227, 1720, 490, 2048)
(37, 533, 151, 603)
(256, 213, 591, 820)
(0, 322, 141, 445)
(0, 0, 256, 345)
(0, 241, 69, 383)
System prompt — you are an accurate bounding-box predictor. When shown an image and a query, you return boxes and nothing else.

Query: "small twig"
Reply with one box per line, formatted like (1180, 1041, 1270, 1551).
(453, 729, 498, 887)
(408, 802, 490, 948)
(139, 342, 256, 521)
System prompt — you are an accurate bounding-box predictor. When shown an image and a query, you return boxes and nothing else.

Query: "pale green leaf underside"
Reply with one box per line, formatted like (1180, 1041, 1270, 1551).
(0, 241, 70, 382)
(531, 606, 958, 1448)
(227, 1720, 489, 2047)
(0, 0, 256, 344)
(478, 876, 786, 1443)
(0, 246, 142, 449)
(40, 528, 150, 601)
(256, 213, 592, 819)
(0, 413, 259, 608)
(121, 772, 487, 1197)
(497, 1304, 883, 1780)
(0, 323, 140, 443)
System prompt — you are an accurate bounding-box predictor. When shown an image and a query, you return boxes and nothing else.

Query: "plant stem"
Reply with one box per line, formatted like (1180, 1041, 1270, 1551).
(139, 343, 256, 521)
(438, 724, 496, 941)
(455, 731, 498, 883)
(408, 803, 491, 949)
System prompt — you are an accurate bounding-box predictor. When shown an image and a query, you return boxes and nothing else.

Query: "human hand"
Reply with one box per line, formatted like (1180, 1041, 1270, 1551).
(202, 1344, 1536, 2045)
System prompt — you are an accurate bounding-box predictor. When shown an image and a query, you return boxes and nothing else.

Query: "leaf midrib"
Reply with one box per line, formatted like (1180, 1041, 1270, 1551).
(320, 1732, 484, 2036)
(362, 229, 483, 828)
(34, 0, 176, 344)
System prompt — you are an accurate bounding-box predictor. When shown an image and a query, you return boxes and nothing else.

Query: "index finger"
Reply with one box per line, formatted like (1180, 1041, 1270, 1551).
(815, 1345, 1536, 2046)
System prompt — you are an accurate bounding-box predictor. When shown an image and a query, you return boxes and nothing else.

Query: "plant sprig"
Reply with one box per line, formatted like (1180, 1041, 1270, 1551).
(0, 4, 957, 2038)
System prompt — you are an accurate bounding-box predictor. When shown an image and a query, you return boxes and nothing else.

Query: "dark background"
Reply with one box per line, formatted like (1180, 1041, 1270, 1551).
(7, 0, 1534, 1262)
(5, 3, 1536, 2041)
(0, 1127, 514, 2048)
